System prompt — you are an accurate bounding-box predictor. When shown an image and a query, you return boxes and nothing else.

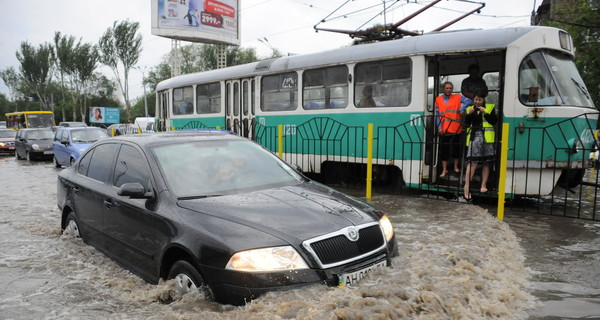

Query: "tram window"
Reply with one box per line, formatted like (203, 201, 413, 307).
(242, 81, 248, 116)
(261, 72, 298, 111)
(251, 80, 255, 115)
(303, 66, 348, 109)
(233, 82, 240, 116)
(355, 58, 412, 107)
(196, 82, 221, 114)
(173, 86, 194, 115)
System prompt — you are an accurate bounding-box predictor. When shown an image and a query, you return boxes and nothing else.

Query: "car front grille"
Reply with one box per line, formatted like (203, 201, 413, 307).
(302, 223, 386, 269)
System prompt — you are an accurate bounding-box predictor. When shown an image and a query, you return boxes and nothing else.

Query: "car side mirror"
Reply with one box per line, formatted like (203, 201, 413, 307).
(117, 182, 153, 199)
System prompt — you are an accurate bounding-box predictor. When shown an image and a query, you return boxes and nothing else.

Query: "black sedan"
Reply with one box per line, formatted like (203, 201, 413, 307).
(15, 128, 54, 160)
(57, 131, 397, 305)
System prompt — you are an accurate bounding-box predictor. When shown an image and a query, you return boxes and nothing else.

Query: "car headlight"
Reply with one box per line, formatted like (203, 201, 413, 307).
(32, 144, 40, 150)
(379, 215, 394, 242)
(225, 246, 309, 272)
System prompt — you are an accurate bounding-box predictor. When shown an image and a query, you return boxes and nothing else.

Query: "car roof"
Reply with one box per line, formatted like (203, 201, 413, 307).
(20, 128, 53, 131)
(102, 130, 240, 147)
(58, 126, 100, 131)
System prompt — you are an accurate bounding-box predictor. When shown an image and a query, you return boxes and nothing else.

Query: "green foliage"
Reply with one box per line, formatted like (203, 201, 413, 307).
(98, 20, 143, 122)
(544, 0, 600, 107)
(15, 41, 54, 109)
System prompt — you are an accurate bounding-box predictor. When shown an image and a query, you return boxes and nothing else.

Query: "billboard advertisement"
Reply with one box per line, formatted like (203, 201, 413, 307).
(89, 107, 120, 124)
(151, 0, 240, 46)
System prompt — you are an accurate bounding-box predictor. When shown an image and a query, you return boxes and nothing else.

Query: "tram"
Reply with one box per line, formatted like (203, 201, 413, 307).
(155, 26, 598, 196)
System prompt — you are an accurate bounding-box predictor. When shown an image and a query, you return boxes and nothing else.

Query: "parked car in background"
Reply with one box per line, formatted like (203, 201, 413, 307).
(106, 123, 139, 136)
(0, 120, 7, 129)
(53, 127, 109, 167)
(58, 131, 397, 305)
(57, 121, 87, 127)
(134, 117, 156, 133)
(15, 128, 55, 160)
(0, 129, 17, 154)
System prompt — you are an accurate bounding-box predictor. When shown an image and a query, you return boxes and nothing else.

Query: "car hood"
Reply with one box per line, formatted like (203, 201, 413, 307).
(27, 140, 53, 147)
(177, 183, 378, 244)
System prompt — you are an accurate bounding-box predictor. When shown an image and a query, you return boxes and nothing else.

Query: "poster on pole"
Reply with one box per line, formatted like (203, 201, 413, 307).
(89, 107, 120, 124)
(151, 0, 240, 45)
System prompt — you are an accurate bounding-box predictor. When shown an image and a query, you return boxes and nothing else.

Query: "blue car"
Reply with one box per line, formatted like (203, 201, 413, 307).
(53, 127, 108, 167)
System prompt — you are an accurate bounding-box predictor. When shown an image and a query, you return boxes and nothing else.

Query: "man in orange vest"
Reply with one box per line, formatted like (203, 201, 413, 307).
(435, 81, 468, 177)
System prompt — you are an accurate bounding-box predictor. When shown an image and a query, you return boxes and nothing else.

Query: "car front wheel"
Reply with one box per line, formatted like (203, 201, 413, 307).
(54, 156, 61, 168)
(167, 260, 212, 299)
(63, 212, 81, 239)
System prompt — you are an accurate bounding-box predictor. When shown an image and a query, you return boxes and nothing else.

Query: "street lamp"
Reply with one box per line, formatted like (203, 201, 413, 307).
(135, 66, 149, 117)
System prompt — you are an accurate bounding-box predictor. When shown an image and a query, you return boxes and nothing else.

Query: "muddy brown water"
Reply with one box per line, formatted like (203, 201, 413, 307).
(0, 156, 598, 319)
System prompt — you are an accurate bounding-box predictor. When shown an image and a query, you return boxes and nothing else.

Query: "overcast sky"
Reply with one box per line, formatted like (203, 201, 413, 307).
(0, 0, 536, 101)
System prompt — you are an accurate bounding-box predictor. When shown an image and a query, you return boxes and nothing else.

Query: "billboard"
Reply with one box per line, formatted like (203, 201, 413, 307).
(151, 0, 240, 46)
(89, 107, 120, 124)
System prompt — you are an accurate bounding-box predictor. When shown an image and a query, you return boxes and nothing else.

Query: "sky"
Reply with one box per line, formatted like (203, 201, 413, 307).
(0, 0, 537, 101)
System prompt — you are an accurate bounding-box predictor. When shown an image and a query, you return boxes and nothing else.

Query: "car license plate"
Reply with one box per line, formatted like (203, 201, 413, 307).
(44, 151, 53, 155)
(337, 260, 387, 287)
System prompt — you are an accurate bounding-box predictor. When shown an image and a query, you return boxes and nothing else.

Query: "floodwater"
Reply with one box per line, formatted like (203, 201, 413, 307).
(0, 155, 598, 319)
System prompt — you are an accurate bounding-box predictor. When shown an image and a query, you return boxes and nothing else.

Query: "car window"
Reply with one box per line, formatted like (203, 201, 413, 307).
(26, 130, 54, 140)
(113, 144, 150, 190)
(86, 143, 118, 182)
(54, 129, 63, 141)
(152, 139, 303, 198)
(78, 149, 93, 175)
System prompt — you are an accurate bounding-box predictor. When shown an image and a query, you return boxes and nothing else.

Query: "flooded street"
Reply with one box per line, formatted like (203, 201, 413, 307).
(0, 155, 598, 319)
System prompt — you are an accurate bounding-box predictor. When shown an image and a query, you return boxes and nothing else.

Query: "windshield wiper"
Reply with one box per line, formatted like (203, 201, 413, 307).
(571, 78, 591, 100)
(178, 194, 223, 200)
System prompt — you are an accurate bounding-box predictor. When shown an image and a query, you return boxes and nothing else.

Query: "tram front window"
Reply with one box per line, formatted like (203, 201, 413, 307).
(519, 50, 595, 108)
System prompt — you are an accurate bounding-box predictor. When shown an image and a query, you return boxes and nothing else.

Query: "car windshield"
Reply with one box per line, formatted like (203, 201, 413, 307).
(71, 129, 108, 143)
(26, 130, 54, 140)
(152, 139, 304, 198)
(0, 130, 16, 138)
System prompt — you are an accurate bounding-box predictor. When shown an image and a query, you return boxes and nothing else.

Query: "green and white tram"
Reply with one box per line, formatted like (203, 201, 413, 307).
(156, 26, 597, 197)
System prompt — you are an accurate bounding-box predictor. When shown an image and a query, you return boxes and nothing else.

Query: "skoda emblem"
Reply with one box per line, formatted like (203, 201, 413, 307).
(346, 227, 359, 242)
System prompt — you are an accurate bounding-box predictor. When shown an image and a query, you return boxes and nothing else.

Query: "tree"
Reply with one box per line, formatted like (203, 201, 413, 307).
(15, 41, 54, 110)
(53, 32, 76, 105)
(70, 42, 99, 122)
(98, 20, 142, 123)
(0, 67, 20, 112)
(543, 0, 600, 107)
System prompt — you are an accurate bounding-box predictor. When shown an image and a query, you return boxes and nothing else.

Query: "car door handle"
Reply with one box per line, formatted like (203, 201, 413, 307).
(73, 187, 79, 194)
(104, 199, 113, 208)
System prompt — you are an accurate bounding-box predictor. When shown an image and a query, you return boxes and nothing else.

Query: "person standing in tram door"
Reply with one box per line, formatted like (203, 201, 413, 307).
(461, 64, 488, 107)
(463, 93, 497, 202)
(435, 81, 468, 177)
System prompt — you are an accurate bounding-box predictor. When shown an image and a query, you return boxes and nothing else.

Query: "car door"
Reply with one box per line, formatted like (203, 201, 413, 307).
(14, 130, 23, 158)
(104, 143, 158, 280)
(72, 143, 119, 243)
(53, 129, 67, 164)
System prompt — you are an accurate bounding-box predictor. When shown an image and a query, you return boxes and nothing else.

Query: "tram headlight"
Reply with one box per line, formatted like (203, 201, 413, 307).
(568, 138, 583, 153)
(225, 246, 308, 272)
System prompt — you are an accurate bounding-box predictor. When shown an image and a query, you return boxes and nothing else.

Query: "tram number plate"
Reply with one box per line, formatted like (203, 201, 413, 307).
(337, 260, 386, 287)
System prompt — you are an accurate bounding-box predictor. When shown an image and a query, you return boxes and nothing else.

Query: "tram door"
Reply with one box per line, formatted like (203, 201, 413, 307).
(225, 78, 255, 138)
